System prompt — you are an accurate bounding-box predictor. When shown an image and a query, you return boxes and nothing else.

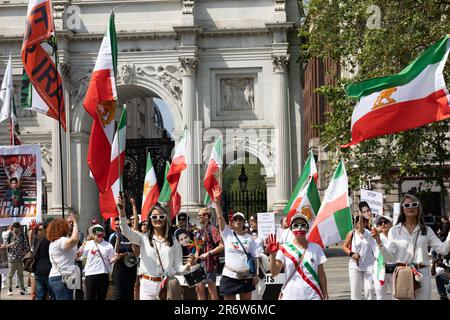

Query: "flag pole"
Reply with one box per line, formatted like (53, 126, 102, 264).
(53, 39, 65, 219)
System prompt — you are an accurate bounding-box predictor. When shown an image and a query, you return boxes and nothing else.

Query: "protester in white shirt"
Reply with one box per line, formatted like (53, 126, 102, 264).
(250, 229, 267, 300)
(372, 194, 450, 300)
(342, 202, 376, 300)
(116, 193, 192, 300)
(212, 186, 260, 300)
(267, 211, 328, 300)
(372, 215, 395, 300)
(47, 213, 80, 300)
(78, 225, 115, 300)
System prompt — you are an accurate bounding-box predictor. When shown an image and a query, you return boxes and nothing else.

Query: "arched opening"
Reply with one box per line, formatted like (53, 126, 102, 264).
(116, 84, 176, 216)
(221, 152, 268, 223)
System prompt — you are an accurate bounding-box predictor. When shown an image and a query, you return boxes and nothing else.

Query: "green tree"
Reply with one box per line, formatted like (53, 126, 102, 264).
(301, 0, 450, 194)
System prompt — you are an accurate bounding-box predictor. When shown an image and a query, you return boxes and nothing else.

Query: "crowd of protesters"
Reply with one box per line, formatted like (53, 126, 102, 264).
(0, 190, 449, 301)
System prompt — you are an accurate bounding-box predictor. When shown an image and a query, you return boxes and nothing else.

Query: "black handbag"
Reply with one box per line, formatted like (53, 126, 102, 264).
(22, 238, 42, 273)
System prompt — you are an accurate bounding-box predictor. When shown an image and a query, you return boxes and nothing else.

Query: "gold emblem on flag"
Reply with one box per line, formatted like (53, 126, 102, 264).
(96, 100, 116, 127)
(372, 87, 397, 110)
(301, 205, 313, 221)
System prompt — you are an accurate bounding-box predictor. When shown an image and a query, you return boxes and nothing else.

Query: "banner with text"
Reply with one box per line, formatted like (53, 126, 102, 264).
(257, 212, 275, 240)
(0, 145, 42, 226)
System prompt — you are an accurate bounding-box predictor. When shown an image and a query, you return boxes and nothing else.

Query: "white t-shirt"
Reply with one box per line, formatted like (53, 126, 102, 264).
(349, 229, 376, 271)
(79, 240, 115, 276)
(278, 228, 294, 244)
(221, 225, 260, 279)
(49, 237, 78, 278)
(276, 242, 327, 300)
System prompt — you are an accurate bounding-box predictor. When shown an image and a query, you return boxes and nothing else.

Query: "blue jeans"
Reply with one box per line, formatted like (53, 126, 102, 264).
(49, 276, 73, 300)
(35, 275, 55, 300)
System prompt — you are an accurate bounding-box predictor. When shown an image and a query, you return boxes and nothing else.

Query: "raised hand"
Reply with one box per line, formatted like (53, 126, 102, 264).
(371, 227, 381, 243)
(117, 192, 125, 210)
(266, 233, 279, 254)
(212, 186, 222, 203)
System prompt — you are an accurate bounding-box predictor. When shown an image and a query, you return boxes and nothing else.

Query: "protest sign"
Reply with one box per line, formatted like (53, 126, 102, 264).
(257, 212, 275, 240)
(360, 189, 383, 217)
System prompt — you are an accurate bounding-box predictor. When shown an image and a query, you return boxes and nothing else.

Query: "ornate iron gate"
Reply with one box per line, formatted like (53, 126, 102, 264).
(222, 190, 267, 221)
(123, 138, 174, 215)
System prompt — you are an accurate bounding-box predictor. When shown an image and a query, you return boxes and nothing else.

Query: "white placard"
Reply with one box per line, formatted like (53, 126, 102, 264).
(360, 189, 383, 217)
(393, 202, 401, 224)
(257, 212, 275, 240)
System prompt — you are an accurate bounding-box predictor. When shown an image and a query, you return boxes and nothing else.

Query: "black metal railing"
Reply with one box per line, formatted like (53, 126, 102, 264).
(222, 190, 267, 221)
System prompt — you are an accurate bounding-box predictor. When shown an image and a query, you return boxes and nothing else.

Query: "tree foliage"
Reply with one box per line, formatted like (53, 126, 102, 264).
(301, 0, 450, 192)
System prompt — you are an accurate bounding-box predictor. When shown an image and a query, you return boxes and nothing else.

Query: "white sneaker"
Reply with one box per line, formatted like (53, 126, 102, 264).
(7, 288, 13, 296)
(20, 288, 30, 295)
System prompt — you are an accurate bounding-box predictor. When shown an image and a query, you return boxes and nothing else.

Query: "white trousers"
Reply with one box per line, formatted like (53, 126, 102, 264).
(411, 267, 431, 300)
(349, 268, 374, 300)
(373, 273, 393, 300)
(139, 278, 161, 300)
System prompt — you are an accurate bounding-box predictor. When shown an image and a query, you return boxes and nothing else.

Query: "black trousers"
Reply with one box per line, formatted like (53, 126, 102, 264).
(85, 274, 110, 300)
(112, 262, 137, 300)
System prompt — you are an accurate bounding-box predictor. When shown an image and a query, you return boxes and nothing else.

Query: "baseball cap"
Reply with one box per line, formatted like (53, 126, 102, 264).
(232, 212, 245, 220)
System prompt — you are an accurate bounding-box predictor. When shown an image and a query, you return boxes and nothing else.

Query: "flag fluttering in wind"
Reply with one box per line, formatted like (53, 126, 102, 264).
(308, 161, 352, 248)
(291, 177, 321, 227)
(21, 0, 66, 130)
(343, 35, 450, 147)
(83, 12, 118, 197)
(203, 136, 223, 207)
(0, 55, 21, 145)
(141, 152, 160, 221)
(284, 151, 318, 218)
(166, 129, 188, 216)
(99, 105, 126, 219)
(159, 161, 179, 221)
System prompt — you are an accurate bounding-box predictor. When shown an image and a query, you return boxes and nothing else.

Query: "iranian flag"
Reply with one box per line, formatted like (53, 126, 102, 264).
(203, 137, 223, 207)
(376, 251, 386, 286)
(308, 161, 352, 248)
(83, 12, 118, 194)
(141, 152, 160, 221)
(159, 161, 179, 221)
(284, 151, 318, 217)
(343, 35, 450, 147)
(166, 129, 188, 216)
(288, 177, 321, 225)
(99, 105, 126, 219)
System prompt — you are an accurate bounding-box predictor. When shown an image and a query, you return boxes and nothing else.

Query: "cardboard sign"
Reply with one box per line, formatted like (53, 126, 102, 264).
(257, 212, 275, 240)
(360, 189, 383, 216)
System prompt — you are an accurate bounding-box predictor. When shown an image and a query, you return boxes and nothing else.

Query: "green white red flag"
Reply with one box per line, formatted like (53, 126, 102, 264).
(288, 177, 321, 226)
(166, 129, 188, 216)
(159, 161, 179, 221)
(83, 12, 118, 195)
(141, 152, 160, 221)
(343, 35, 450, 147)
(308, 161, 352, 248)
(376, 251, 386, 286)
(99, 105, 126, 219)
(284, 151, 318, 217)
(21, 0, 66, 130)
(204, 137, 223, 207)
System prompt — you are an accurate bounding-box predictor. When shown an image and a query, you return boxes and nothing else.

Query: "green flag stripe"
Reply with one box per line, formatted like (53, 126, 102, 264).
(204, 194, 211, 206)
(334, 207, 353, 240)
(20, 70, 31, 109)
(346, 36, 449, 99)
(285, 242, 321, 285)
(307, 179, 321, 214)
(332, 161, 345, 180)
(284, 151, 313, 214)
(158, 161, 171, 202)
(118, 105, 127, 130)
(109, 12, 118, 79)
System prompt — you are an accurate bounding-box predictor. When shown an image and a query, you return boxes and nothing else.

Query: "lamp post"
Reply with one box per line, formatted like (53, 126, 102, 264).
(160, 129, 172, 160)
(238, 165, 249, 217)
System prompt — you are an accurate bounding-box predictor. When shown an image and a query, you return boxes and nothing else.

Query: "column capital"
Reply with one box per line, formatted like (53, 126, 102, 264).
(271, 54, 290, 73)
(179, 57, 198, 75)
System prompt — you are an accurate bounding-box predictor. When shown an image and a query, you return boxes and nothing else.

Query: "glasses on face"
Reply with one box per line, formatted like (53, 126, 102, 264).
(233, 217, 244, 222)
(378, 219, 390, 226)
(291, 223, 309, 229)
(402, 202, 419, 209)
(178, 218, 186, 221)
(198, 214, 207, 218)
(151, 214, 167, 221)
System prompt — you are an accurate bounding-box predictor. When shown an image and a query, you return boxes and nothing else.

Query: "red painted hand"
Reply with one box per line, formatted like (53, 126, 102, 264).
(266, 233, 279, 254)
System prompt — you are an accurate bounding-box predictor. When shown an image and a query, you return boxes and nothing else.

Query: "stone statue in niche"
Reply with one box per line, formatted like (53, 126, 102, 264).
(220, 77, 255, 111)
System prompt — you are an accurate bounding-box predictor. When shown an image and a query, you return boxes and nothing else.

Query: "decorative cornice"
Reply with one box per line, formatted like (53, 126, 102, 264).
(182, 0, 194, 15)
(274, 0, 286, 12)
(265, 22, 295, 32)
(173, 26, 203, 35)
(271, 54, 290, 72)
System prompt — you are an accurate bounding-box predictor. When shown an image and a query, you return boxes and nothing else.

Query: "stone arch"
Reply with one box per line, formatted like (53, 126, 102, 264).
(71, 75, 183, 134)
(222, 142, 276, 178)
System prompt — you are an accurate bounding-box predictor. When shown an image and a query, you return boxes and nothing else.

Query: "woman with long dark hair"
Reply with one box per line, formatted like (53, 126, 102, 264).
(116, 193, 192, 300)
(372, 194, 450, 300)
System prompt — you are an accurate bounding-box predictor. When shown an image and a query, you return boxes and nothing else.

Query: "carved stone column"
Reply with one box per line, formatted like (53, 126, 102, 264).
(272, 54, 291, 209)
(179, 57, 201, 212)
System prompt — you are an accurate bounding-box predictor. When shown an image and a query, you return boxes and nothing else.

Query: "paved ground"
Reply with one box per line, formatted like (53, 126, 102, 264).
(0, 245, 441, 300)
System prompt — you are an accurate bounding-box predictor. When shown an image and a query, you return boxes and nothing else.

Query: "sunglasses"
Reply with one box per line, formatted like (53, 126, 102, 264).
(291, 223, 309, 229)
(178, 217, 186, 221)
(150, 214, 167, 221)
(142, 223, 148, 226)
(402, 202, 419, 209)
(377, 219, 390, 226)
(233, 217, 244, 222)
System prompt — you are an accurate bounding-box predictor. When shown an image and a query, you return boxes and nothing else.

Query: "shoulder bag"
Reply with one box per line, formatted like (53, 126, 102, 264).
(94, 242, 113, 281)
(230, 232, 257, 279)
(22, 238, 42, 273)
(153, 240, 168, 300)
